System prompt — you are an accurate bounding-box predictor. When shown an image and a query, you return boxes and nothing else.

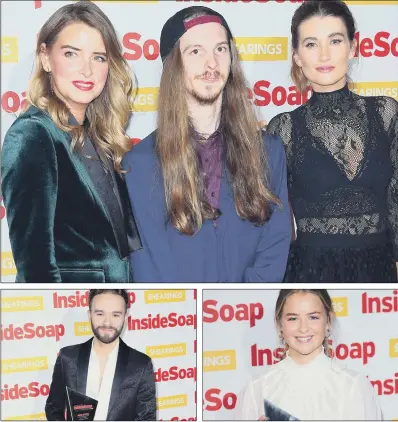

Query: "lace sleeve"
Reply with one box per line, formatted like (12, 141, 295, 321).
(376, 96, 398, 260)
(266, 113, 293, 188)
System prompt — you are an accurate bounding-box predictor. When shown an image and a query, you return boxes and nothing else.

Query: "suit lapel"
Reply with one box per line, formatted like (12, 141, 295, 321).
(76, 338, 92, 395)
(107, 339, 129, 420)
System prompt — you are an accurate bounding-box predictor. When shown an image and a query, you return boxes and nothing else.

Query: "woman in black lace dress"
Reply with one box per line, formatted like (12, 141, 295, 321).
(267, 0, 398, 282)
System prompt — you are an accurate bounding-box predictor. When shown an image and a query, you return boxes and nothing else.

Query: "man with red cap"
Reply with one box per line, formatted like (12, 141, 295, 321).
(124, 6, 291, 282)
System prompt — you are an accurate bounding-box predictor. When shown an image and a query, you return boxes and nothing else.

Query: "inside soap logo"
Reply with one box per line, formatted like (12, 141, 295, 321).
(355, 31, 398, 58)
(234, 37, 288, 61)
(1, 37, 18, 63)
(203, 300, 264, 327)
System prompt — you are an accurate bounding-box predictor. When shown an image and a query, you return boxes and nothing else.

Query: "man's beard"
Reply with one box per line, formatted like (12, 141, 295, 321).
(189, 71, 225, 105)
(91, 322, 124, 344)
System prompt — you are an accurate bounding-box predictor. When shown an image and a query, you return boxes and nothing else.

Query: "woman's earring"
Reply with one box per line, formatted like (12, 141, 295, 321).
(326, 328, 331, 338)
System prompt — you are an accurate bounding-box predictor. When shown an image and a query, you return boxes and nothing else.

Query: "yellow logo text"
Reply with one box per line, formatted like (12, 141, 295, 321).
(74, 322, 93, 336)
(234, 37, 288, 61)
(1, 296, 44, 312)
(146, 343, 187, 358)
(2, 356, 48, 374)
(332, 297, 348, 317)
(389, 338, 398, 358)
(131, 87, 159, 112)
(203, 349, 237, 372)
(349, 81, 398, 100)
(1, 37, 18, 63)
(144, 290, 186, 304)
(1, 252, 16, 276)
(156, 394, 187, 410)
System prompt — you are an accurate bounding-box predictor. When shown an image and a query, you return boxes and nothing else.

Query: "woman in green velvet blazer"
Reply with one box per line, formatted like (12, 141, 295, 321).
(1, 2, 141, 282)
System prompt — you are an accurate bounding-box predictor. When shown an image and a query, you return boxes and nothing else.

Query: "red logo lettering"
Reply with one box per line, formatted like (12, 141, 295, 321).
(203, 388, 237, 411)
(130, 138, 142, 145)
(329, 341, 376, 365)
(1, 91, 28, 114)
(251, 344, 285, 366)
(0, 197, 6, 220)
(250, 81, 311, 107)
(355, 31, 398, 58)
(1, 382, 50, 400)
(0, 323, 65, 342)
(154, 366, 197, 383)
(370, 373, 398, 395)
(34, 0, 42, 8)
(362, 290, 398, 313)
(52, 291, 136, 309)
(203, 300, 264, 327)
(123, 33, 159, 61)
(128, 312, 197, 330)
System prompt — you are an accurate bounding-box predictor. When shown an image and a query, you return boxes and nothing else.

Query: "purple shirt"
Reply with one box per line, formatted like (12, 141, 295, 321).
(192, 128, 223, 209)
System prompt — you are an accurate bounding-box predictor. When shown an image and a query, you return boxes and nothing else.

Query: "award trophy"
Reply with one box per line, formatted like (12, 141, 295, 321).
(264, 399, 300, 421)
(66, 386, 98, 421)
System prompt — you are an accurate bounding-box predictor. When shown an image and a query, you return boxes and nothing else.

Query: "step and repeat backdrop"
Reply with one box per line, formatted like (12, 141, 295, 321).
(1, 0, 398, 281)
(1, 289, 197, 421)
(202, 289, 398, 421)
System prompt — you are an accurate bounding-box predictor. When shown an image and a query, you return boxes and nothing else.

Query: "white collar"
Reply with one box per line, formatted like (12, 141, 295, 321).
(86, 338, 120, 420)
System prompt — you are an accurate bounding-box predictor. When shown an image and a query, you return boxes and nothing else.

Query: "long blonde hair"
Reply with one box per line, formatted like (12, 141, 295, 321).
(156, 16, 281, 235)
(25, 1, 133, 173)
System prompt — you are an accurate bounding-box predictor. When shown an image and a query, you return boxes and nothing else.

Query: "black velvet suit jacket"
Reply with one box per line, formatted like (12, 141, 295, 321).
(45, 338, 156, 421)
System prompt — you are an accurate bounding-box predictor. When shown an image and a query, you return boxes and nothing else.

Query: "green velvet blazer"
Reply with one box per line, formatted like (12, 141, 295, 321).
(1, 106, 142, 282)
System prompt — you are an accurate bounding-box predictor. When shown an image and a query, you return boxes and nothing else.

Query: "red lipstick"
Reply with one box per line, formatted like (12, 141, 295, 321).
(72, 81, 94, 91)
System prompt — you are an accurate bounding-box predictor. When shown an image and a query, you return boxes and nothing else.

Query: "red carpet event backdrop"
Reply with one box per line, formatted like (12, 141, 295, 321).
(202, 289, 398, 421)
(0, 289, 197, 421)
(1, 0, 398, 281)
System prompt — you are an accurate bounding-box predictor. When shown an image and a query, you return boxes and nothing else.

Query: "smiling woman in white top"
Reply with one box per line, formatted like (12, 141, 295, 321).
(236, 289, 383, 421)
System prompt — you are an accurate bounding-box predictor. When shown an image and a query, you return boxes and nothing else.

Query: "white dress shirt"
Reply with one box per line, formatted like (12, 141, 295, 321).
(236, 351, 383, 420)
(86, 340, 119, 421)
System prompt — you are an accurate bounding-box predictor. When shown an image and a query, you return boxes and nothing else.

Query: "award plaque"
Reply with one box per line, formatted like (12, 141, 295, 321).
(66, 386, 98, 421)
(264, 399, 300, 421)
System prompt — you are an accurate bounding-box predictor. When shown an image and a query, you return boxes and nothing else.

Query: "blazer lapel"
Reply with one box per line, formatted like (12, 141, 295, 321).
(107, 339, 129, 420)
(76, 338, 92, 394)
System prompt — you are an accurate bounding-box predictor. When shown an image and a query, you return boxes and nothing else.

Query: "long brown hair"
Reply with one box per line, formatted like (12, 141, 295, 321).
(26, 1, 133, 173)
(156, 14, 281, 235)
(275, 289, 334, 359)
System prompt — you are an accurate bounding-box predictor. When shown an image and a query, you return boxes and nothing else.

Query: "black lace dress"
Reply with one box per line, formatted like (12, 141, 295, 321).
(267, 85, 398, 282)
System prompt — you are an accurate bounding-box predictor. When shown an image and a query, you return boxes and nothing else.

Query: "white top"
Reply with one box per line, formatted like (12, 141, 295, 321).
(86, 340, 119, 421)
(236, 351, 383, 421)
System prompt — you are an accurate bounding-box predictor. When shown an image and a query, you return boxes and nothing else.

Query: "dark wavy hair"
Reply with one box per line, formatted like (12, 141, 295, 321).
(89, 289, 129, 312)
(290, 0, 356, 92)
